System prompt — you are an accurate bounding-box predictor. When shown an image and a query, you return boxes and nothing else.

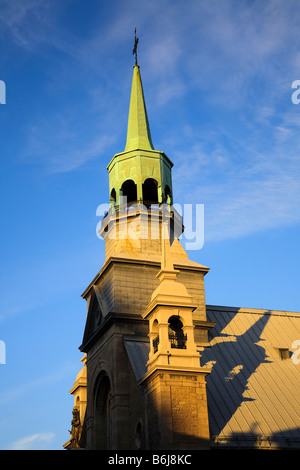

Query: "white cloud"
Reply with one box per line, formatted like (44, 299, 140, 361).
(9, 432, 55, 450)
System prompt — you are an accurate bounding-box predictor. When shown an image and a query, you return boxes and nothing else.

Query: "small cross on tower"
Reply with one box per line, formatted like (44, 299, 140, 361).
(132, 27, 139, 66)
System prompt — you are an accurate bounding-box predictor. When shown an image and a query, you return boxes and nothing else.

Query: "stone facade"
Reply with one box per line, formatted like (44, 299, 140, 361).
(76, 213, 213, 449)
(142, 370, 210, 450)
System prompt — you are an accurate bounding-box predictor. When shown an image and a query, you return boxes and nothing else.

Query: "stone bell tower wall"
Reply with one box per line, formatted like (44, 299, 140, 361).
(83, 257, 209, 337)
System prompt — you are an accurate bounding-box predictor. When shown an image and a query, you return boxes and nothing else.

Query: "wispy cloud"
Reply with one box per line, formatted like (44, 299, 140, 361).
(0, 0, 57, 50)
(205, 174, 300, 242)
(20, 101, 119, 174)
(173, 100, 300, 242)
(3, 0, 300, 238)
(26, 128, 117, 174)
(0, 362, 77, 406)
(8, 432, 55, 450)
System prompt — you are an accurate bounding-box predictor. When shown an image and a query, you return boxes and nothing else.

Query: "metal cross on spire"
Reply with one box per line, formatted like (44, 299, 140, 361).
(132, 27, 139, 66)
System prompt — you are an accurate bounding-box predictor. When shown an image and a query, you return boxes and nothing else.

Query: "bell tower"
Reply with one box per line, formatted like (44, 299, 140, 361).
(107, 64, 173, 209)
(68, 33, 214, 450)
(141, 223, 211, 450)
(108, 28, 173, 210)
(99, 60, 182, 260)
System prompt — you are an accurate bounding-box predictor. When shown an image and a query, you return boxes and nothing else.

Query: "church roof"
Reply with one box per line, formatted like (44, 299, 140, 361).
(202, 305, 300, 449)
(124, 305, 300, 449)
(123, 335, 149, 383)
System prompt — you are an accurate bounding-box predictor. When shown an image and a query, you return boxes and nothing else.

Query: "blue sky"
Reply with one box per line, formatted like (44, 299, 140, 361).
(0, 0, 300, 450)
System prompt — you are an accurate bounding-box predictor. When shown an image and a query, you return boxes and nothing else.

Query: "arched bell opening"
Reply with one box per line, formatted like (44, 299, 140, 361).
(110, 188, 116, 207)
(142, 178, 158, 207)
(164, 184, 172, 205)
(151, 319, 159, 353)
(168, 315, 187, 349)
(120, 179, 137, 205)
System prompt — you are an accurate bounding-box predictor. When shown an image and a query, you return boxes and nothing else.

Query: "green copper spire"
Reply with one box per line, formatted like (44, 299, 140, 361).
(106, 38, 174, 211)
(125, 65, 154, 152)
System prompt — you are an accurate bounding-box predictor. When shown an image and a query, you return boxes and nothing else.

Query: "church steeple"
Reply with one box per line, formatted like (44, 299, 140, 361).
(105, 38, 174, 211)
(125, 29, 154, 152)
(125, 65, 154, 152)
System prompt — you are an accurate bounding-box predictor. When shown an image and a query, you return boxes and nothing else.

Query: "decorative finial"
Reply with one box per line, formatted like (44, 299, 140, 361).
(132, 27, 139, 66)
